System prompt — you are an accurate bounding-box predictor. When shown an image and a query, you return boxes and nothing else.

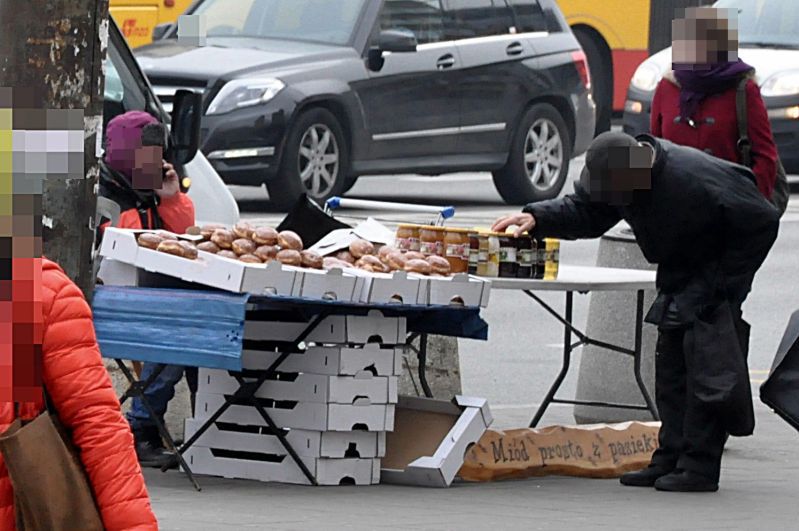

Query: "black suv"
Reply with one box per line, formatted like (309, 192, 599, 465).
(136, 0, 595, 209)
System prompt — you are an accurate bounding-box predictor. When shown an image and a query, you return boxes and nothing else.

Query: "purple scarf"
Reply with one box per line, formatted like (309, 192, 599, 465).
(673, 60, 754, 119)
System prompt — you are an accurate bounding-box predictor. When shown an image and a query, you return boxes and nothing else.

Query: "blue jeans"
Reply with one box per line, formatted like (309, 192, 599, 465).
(127, 363, 196, 432)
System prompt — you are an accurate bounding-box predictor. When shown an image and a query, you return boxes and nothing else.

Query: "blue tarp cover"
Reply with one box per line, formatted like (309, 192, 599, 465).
(92, 286, 249, 370)
(92, 287, 488, 370)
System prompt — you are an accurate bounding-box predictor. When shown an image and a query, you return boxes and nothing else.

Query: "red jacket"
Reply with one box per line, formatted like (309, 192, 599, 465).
(0, 259, 158, 530)
(650, 75, 778, 199)
(118, 192, 196, 233)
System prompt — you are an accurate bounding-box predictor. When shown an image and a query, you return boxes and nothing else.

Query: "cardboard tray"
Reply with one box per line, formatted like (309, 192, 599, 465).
(244, 311, 407, 346)
(194, 392, 395, 432)
(197, 369, 399, 405)
(184, 418, 387, 459)
(381, 395, 493, 487)
(239, 344, 405, 377)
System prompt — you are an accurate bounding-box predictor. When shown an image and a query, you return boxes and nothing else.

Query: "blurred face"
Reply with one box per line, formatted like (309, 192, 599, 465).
(672, 7, 739, 69)
(1, 86, 83, 402)
(132, 144, 164, 190)
(584, 145, 654, 206)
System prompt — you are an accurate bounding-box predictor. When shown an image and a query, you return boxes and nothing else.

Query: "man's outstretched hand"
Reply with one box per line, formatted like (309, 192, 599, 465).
(492, 212, 536, 238)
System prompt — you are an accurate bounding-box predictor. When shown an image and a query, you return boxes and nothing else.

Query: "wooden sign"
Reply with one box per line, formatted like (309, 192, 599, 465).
(459, 421, 661, 482)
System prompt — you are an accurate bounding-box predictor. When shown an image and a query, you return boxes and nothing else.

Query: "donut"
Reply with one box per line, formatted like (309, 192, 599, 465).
(217, 250, 238, 260)
(185, 226, 202, 236)
(277, 230, 303, 251)
(211, 229, 236, 249)
(157, 240, 186, 258)
(404, 258, 432, 275)
(336, 250, 356, 264)
(426, 255, 451, 276)
(404, 251, 425, 261)
(201, 224, 227, 240)
(254, 245, 278, 263)
(197, 241, 220, 254)
(356, 255, 388, 273)
(179, 241, 199, 260)
(386, 251, 407, 271)
(276, 249, 302, 266)
(137, 233, 163, 250)
(233, 221, 253, 240)
(232, 238, 257, 256)
(323, 257, 350, 270)
(349, 239, 375, 258)
(301, 250, 324, 270)
(378, 245, 397, 264)
(239, 254, 263, 264)
(252, 226, 279, 246)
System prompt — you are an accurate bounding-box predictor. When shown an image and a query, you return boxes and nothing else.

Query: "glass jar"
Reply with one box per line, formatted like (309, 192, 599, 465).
(544, 238, 561, 280)
(486, 233, 500, 277)
(498, 233, 518, 278)
(419, 226, 438, 256)
(444, 228, 470, 273)
(516, 235, 533, 278)
(468, 232, 480, 275)
(396, 224, 420, 252)
(476, 231, 490, 276)
(434, 227, 446, 256)
(534, 237, 546, 279)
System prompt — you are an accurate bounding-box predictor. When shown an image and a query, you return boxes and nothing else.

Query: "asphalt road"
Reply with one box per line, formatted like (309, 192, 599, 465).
(230, 156, 799, 426)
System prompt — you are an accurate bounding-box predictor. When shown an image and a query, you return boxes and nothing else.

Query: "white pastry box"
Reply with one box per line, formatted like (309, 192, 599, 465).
(381, 395, 493, 487)
(240, 344, 405, 377)
(244, 310, 407, 345)
(293, 267, 361, 302)
(420, 274, 491, 308)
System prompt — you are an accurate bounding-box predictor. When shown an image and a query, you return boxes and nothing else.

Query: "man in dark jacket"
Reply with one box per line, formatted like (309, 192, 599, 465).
(493, 132, 779, 492)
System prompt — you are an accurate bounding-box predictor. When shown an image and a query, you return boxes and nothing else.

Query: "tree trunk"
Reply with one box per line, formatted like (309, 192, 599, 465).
(0, 0, 109, 300)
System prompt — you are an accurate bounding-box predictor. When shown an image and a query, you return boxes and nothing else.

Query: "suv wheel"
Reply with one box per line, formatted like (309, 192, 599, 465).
(493, 103, 571, 205)
(268, 108, 349, 209)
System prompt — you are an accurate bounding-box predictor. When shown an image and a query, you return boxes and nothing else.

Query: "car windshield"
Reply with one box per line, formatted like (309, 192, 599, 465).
(714, 0, 799, 48)
(191, 0, 367, 46)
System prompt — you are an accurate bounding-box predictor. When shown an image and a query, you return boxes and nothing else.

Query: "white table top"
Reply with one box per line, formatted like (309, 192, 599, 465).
(485, 265, 656, 292)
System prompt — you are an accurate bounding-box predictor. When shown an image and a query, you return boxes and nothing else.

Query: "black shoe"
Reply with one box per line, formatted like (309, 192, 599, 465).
(135, 440, 178, 469)
(654, 470, 718, 492)
(620, 465, 672, 487)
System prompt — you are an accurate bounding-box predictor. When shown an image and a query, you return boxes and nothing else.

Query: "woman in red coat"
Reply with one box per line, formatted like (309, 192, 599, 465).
(650, 7, 778, 200)
(0, 259, 158, 530)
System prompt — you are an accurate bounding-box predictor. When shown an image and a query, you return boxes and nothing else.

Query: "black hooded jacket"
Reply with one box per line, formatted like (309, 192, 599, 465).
(98, 160, 164, 233)
(523, 135, 779, 326)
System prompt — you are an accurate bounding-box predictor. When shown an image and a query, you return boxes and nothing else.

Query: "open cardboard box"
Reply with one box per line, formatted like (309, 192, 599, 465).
(381, 395, 492, 487)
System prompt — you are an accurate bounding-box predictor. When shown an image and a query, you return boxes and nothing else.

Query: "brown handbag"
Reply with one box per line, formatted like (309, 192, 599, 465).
(0, 392, 104, 531)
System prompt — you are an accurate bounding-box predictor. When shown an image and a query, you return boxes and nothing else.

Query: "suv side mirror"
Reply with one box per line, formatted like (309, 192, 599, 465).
(378, 29, 418, 53)
(152, 23, 174, 41)
(170, 90, 203, 166)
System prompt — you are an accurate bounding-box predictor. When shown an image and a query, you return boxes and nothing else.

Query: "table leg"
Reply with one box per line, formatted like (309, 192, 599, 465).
(632, 290, 659, 421)
(417, 334, 433, 398)
(530, 291, 574, 428)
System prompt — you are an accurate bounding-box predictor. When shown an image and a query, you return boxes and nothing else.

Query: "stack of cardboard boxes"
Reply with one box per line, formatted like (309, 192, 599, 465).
(182, 312, 405, 485)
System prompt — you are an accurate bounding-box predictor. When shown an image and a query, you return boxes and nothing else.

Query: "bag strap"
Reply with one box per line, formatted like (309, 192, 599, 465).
(736, 77, 753, 168)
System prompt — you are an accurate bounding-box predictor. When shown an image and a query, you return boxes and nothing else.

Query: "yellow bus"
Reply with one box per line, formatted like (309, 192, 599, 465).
(109, 0, 194, 49)
(556, 0, 712, 133)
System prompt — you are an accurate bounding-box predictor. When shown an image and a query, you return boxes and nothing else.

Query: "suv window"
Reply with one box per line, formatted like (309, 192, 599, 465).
(508, 0, 548, 33)
(443, 0, 515, 39)
(379, 0, 447, 45)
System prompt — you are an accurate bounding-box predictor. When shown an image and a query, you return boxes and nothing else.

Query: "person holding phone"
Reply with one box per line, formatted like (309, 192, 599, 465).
(98, 110, 196, 468)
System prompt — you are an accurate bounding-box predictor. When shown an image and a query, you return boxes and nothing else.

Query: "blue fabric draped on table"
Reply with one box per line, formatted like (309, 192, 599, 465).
(92, 286, 488, 372)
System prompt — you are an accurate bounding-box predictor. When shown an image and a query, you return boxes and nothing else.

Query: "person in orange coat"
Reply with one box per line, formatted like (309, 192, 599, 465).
(0, 258, 158, 530)
(97, 110, 197, 468)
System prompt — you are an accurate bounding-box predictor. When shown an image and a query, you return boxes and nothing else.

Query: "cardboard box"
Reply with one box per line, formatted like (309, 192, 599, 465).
(381, 396, 493, 487)
(197, 369, 398, 405)
(458, 421, 661, 481)
(184, 418, 386, 459)
(240, 344, 405, 377)
(96, 258, 138, 287)
(244, 311, 407, 345)
(99, 228, 298, 296)
(194, 392, 395, 432)
(421, 274, 491, 308)
(294, 267, 361, 302)
(353, 270, 425, 305)
(184, 445, 381, 485)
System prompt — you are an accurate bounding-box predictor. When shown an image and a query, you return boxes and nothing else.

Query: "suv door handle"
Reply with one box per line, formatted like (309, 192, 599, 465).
(436, 54, 456, 70)
(506, 42, 524, 56)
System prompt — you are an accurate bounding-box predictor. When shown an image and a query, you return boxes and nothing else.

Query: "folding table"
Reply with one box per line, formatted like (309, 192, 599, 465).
(93, 286, 487, 490)
(487, 264, 659, 427)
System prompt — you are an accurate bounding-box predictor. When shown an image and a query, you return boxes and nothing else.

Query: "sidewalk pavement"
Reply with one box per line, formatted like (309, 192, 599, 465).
(144, 402, 798, 531)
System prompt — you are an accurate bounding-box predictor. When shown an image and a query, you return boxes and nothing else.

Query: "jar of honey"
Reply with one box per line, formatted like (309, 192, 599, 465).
(498, 233, 518, 278)
(444, 228, 470, 273)
(516, 235, 533, 278)
(419, 226, 439, 256)
(395, 224, 420, 252)
(467, 232, 480, 275)
(476, 231, 490, 277)
(486, 233, 501, 277)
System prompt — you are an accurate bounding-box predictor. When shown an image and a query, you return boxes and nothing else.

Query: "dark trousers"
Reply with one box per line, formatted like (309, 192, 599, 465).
(649, 327, 727, 482)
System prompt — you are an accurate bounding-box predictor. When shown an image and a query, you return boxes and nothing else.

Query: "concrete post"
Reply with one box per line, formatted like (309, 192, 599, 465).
(0, 0, 109, 299)
(573, 222, 658, 424)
